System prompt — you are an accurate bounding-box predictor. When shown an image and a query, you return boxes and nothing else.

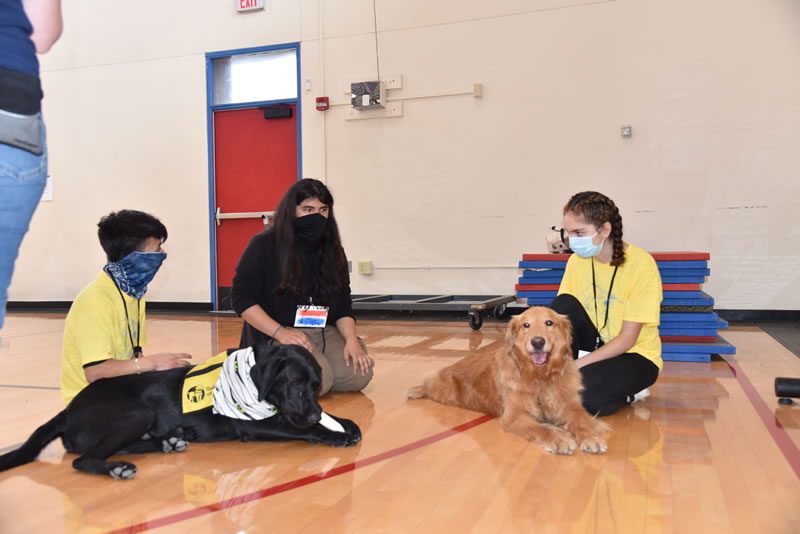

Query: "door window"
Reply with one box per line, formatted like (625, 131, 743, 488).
(213, 49, 297, 105)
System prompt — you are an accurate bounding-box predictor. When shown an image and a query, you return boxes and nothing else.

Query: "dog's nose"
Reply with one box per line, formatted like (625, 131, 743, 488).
(530, 336, 546, 351)
(307, 412, 322, 426)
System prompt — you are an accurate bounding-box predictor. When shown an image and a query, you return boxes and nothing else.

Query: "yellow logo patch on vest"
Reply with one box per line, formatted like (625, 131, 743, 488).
(182, 351, 228, 413)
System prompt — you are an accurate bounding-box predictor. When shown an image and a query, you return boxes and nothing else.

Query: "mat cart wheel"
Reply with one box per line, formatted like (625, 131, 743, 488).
(468, 310, 483, 330)
(493, 303, 509, 320)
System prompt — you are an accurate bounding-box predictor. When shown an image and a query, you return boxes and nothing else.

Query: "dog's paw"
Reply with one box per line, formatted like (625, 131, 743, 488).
(318, 417, 362, 447)
(162, 436, 189, 453)
(340, 417, 362, 444)
(541, 435, 577, 455)
(579, 436, 608, 454)
(109, 462, 137, 479)
(406, 385, 426, 399)
(320, 432, 355, 447)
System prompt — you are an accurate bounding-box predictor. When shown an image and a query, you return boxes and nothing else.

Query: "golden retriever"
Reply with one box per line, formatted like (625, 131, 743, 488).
(407, 306, 610, 454)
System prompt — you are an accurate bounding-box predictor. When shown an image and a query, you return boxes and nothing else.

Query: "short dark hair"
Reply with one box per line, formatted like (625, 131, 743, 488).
(97, 210, 168, 262)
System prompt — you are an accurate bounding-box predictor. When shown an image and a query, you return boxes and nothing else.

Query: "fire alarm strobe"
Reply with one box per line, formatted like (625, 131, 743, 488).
(316, 97, 329, 111)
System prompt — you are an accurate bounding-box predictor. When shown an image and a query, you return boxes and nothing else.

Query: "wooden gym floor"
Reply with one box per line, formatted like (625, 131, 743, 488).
(0, 313, 798, 533)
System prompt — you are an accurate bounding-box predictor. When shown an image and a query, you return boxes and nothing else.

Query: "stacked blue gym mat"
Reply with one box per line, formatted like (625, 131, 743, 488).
(516, 252, 736, 362)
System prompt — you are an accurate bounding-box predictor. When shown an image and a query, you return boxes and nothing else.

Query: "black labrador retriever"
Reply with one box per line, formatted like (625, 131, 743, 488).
(0, 343, 361, 479)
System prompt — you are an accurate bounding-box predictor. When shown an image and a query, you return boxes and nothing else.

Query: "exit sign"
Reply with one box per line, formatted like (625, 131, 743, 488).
(237, 0, 264, 12)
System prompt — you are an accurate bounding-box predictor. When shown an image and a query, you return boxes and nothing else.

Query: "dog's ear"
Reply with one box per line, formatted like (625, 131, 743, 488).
(554, 311, 573, 347)
(505, 314, 521, 349)
(250, 344, 285, 401)
(552, 311, 574, 365)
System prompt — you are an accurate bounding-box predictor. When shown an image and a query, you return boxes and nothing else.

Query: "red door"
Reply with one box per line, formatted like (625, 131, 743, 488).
(213, 104, 297, 310)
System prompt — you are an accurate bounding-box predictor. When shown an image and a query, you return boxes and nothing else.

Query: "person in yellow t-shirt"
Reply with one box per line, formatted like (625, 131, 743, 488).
(550, 191, 662, 416)
(60, 210, 192, 405)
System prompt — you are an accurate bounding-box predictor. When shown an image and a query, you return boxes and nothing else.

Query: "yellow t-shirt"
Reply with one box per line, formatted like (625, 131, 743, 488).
(61, 271, 147, 405)
(557, 243, 663, 370)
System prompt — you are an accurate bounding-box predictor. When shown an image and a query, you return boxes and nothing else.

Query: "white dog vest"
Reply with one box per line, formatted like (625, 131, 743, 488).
(182, 347, 344, 432)
(212, 347, 278, 420)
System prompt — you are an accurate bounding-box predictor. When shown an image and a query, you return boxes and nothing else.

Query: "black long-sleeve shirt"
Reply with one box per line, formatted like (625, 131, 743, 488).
(231, 230, 354, 347)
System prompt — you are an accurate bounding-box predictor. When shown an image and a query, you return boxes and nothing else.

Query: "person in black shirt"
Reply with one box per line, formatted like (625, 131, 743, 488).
(231, 179, 373, 395)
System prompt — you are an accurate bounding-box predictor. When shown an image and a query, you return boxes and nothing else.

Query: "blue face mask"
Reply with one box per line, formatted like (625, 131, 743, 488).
(569, 231, 605, 258)
(104, 251, 167, 299)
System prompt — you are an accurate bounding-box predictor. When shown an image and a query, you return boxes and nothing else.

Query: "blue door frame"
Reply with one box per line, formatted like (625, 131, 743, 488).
(205, 42, 302, 310)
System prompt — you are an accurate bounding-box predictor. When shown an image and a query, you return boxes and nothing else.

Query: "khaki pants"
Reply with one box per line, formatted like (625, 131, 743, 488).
(300, 326, 374, 396)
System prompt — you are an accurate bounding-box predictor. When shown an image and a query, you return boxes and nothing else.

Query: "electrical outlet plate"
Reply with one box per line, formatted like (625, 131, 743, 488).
(383, 74, 402, 90)
(357, 261, 373, 275)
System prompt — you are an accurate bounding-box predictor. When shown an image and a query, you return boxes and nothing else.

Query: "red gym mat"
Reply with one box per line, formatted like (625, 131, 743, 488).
(660, 336, 716, 343)
(650, 252, 710, 261)
(663, 283, 701, 290)
(515, 284, 560, 291)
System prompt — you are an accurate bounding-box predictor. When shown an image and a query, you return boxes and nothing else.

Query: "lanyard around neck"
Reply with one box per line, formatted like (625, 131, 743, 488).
(112, 281, 142, 357)
(591, 259, 619, 348)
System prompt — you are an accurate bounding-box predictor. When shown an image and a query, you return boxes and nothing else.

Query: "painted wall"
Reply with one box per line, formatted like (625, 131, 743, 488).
(9, 0, 800, 310)
(13, 0, 306, 303)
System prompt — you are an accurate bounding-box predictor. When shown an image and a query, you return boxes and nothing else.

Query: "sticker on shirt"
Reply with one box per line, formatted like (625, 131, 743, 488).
(294, 305, 329, 328)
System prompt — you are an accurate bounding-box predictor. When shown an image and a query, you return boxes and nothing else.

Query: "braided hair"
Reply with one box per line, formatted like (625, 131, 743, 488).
(563, 191, 626, 266)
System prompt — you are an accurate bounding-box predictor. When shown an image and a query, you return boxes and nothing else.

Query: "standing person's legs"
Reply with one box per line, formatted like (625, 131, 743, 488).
(304, 326, 374, 393)
(0, 122, 47, 329)
(548, 293, 599, 357)
(579, 354, 659, 416)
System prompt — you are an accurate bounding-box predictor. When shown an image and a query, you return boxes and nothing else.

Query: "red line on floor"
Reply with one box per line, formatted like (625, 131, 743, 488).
(106, 413, 495, 534)
(724, 356, 800, 478)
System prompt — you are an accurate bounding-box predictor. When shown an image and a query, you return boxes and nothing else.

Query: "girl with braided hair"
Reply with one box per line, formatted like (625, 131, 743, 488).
(549, 191, 662, 416)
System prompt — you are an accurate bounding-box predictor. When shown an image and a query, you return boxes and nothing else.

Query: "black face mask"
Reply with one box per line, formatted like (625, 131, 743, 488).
(294, 213, 327, 244)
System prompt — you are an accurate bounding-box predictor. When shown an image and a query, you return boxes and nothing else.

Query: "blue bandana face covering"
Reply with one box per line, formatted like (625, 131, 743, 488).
(103, 251, 167, 299)
(569, 232, 606, 258)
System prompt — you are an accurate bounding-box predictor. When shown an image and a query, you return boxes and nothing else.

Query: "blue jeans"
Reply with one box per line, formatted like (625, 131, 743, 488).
(0, 119, 47, 329)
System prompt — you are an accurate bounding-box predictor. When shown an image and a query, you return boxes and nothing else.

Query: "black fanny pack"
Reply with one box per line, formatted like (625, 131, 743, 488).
(0, 67, 43, 155)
